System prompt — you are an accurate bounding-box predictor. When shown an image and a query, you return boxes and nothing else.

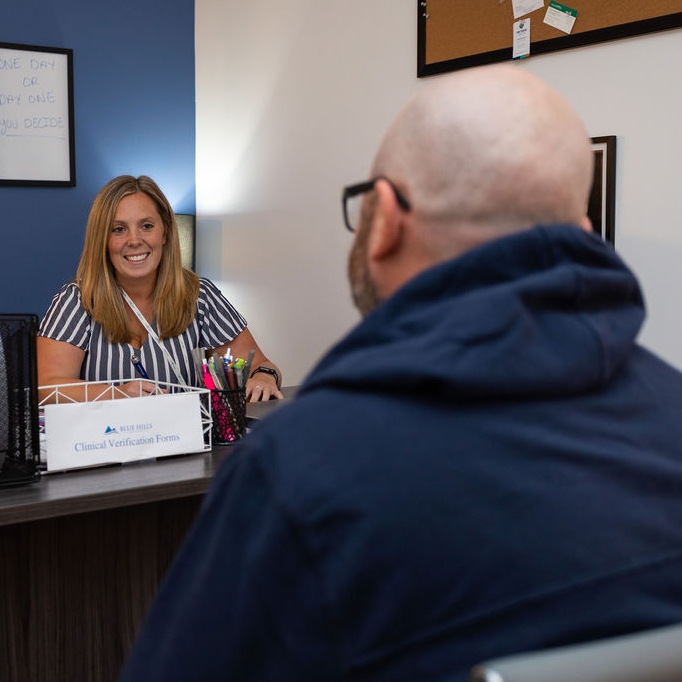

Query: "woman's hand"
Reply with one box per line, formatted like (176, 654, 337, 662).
(119, 380, 165, 398)
(246, 374, 283, 402)
(216, 328, 284, 403)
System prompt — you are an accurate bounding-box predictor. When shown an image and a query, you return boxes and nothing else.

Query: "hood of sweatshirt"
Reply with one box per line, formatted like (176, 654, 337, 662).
(302, 225, 645, 401)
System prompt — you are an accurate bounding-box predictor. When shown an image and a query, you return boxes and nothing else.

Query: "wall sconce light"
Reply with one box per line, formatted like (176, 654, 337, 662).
(175, 213, 196, 271)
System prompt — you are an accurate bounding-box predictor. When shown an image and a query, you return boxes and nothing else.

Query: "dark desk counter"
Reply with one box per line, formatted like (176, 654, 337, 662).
(0, 389, 295, 682)
(0, 452, 230, 682)
(0, 448, 229, 528)
(0, 385, 296, 528)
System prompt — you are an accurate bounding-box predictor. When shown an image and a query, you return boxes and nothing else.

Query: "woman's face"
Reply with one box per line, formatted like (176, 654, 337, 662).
(108, 192, 166, 287)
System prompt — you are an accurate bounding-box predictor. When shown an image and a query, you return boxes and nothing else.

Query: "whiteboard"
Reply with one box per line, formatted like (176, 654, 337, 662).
(0, 42, 75, 186)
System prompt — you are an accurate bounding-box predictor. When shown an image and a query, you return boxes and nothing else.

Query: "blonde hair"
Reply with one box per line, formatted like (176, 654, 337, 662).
(76, 175, 200, 343)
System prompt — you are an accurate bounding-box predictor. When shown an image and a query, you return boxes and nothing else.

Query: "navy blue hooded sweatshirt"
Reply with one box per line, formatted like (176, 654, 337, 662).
(121, 225, 682, 681)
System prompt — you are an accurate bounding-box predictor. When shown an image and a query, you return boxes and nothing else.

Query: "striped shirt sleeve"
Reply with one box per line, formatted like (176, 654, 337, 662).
(196, 278, 247, 348)
(38, 282, 91, 350)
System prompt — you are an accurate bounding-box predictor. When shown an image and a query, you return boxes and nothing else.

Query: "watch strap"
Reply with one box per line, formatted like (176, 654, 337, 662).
(250, 365, 280, 388)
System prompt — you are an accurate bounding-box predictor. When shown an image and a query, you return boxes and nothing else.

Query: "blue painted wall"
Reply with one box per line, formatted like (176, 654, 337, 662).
(1, 0, 195, 317)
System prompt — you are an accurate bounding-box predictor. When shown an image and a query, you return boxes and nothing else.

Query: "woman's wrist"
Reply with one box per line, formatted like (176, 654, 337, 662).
(250, 365, 280, 389)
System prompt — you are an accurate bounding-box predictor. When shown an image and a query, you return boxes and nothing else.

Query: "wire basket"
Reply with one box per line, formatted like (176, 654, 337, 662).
(38, 380, 213, 470)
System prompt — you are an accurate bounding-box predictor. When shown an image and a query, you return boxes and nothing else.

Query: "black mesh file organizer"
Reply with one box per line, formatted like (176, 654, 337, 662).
(0, 314, 40, 487)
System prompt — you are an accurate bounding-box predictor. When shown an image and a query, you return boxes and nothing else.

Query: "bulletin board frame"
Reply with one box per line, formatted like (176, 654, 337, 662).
(0, 41, 76, 186)
(417, 1, 682, 77)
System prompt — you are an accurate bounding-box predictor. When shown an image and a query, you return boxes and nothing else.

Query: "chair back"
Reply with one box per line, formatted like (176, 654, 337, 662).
(468, 622, 682, 682)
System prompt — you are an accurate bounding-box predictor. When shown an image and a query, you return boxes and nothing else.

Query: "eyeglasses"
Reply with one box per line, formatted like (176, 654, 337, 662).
(341, 176, 411, 233)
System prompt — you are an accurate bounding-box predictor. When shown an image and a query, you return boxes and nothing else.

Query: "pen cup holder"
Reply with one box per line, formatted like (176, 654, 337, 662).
(210, 388, 247, 445)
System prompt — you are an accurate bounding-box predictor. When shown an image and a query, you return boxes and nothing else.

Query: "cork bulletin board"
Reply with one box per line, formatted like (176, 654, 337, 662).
(418, 0, 682, 77)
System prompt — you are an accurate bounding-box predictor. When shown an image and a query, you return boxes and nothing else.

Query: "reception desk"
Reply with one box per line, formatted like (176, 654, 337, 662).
(0, 391, 293, 682)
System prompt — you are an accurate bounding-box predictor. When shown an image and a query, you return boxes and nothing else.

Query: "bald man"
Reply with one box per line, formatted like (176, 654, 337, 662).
(121, 65, 682, 682)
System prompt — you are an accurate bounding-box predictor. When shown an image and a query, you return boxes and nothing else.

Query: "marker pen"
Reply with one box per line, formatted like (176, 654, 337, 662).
(201, 359, 217, 390)
(207, 356, 223, 389)
(131, 354, 150, 380)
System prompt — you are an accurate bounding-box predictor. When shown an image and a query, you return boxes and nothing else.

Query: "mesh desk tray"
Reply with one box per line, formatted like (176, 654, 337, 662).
(0, 314, 40, 488)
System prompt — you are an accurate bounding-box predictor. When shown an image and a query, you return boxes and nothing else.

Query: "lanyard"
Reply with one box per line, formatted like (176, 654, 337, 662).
(120, 288, 189, 388)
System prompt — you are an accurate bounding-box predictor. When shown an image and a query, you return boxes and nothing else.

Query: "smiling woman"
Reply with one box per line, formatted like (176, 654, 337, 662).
(37, 175, 283, 404)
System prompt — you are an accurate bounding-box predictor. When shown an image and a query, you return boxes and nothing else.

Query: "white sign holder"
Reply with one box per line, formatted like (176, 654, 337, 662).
(39, 381, 211, 472)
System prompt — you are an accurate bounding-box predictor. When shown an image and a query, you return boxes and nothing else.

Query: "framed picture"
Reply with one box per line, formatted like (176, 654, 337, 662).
(0, 42, 75, 186)
(588, 136, 616, 245)
(175, 214, 196, 271)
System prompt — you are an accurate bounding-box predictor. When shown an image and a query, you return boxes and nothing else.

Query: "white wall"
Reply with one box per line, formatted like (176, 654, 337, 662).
(196, 1, 682, 385)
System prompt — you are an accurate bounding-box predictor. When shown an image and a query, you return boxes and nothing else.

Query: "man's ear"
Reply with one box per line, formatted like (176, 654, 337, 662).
(578, 215, 593, 233)
(367, 178, 403, 262)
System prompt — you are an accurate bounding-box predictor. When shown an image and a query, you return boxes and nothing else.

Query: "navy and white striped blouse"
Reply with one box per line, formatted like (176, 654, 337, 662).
(39, 278, 247, 388)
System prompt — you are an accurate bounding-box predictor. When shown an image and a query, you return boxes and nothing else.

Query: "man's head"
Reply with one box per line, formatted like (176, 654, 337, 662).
(348, 64, 594, 316)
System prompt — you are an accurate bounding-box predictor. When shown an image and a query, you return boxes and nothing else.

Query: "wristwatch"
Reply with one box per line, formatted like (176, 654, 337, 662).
(250, 365, 280, 388)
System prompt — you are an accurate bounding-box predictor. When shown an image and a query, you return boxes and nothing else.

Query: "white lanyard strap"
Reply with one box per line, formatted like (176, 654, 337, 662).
(120, 288, 189, 388)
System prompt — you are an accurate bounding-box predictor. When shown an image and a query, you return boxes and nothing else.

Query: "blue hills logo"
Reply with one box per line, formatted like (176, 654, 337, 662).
(104, 426, 118, 434)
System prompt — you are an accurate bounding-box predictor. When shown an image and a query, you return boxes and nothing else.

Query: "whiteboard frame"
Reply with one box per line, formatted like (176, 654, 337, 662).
(0, 41, 75, 186)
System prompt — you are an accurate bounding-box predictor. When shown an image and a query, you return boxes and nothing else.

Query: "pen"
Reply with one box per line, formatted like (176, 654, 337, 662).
(207, 356, 223, 389)
(226, 362, 238, 389)
(243, 349, 256, 384)
(201, 359, 217, 390)
(131, 354, 150, 380)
